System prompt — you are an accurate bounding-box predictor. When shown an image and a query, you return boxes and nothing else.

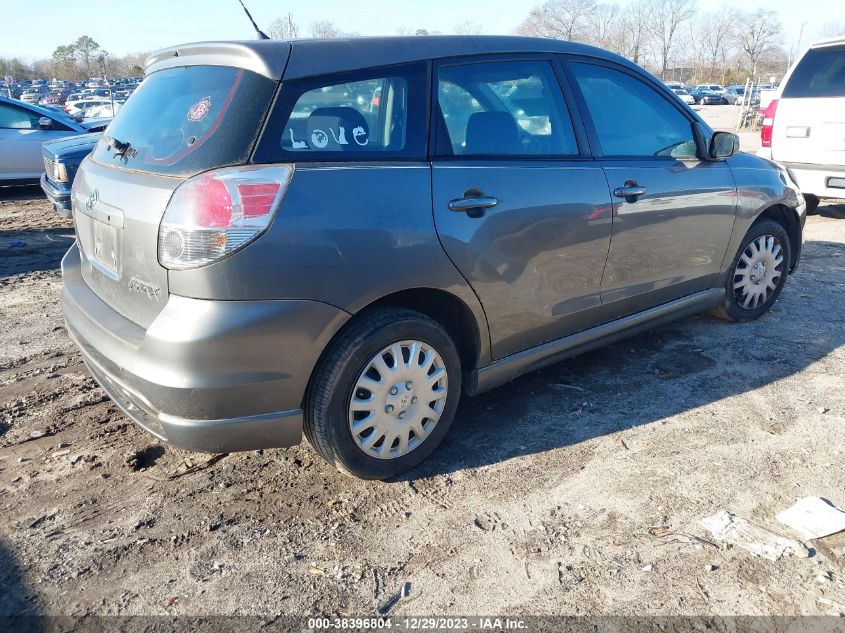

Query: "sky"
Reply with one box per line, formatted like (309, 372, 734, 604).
(0, 0, 841, 62)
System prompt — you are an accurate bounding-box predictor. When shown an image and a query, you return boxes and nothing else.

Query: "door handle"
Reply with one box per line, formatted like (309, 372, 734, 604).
(448, 190, 498, 218)
(613, 181, 647, 203)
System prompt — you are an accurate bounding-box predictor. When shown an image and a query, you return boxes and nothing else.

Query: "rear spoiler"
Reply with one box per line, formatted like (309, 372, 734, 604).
(145, 40, 291, 80)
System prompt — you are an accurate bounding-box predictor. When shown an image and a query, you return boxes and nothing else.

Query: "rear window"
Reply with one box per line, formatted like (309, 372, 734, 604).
(783, 46, 845, 98)
(90, 66, 276, 176)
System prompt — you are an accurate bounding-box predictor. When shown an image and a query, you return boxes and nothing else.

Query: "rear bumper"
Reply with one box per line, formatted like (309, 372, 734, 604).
(60, 244, 350, 453)
(781, 162, 845, 199)
(40, 173, 73, 217)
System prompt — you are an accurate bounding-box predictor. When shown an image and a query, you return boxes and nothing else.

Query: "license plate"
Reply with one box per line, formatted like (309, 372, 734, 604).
(92, 220, 120, 278)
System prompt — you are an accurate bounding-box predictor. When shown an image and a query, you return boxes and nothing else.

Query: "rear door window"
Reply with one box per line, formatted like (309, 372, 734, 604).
(89, 65, 276, 176)
(253, 62, 427, 162)
(434, 59, 578, 157)
(783, 46, 845, 98)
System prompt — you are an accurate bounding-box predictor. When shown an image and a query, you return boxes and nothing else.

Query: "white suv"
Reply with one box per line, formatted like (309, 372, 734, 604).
(760, 36, 845, 212)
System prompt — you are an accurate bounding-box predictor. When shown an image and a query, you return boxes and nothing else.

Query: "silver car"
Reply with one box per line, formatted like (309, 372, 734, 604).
(61, 36, 805, 479)
(0, 95, 108, 184)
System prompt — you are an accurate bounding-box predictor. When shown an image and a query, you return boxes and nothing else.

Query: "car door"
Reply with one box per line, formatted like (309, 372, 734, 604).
(564, 59, 737, 322)
(430, 55, 613, 359)
(0, 102, 75, 180)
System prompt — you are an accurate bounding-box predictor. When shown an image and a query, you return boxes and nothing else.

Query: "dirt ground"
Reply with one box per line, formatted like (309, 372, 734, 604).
(1, 183, 844, 621)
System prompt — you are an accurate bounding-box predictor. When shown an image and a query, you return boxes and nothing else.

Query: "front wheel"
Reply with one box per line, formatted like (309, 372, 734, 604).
(304, 308, 462, 480)
(712, 219, 791, 322)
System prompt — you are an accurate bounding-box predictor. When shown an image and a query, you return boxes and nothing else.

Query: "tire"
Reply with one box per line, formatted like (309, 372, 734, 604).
(711, 218, 791, 322)
(804, 194, 820, 215)
(304, 307, 462, 480)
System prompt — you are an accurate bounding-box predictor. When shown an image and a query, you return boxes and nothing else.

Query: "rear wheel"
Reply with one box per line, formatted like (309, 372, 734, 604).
(304, 308, 461, 480)
(712, 219, 791, 322)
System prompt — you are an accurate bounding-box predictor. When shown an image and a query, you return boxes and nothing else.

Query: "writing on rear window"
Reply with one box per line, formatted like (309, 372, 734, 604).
(281, 77, 408, 152)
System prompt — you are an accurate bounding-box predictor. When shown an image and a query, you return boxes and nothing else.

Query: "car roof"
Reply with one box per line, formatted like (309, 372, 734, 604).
(146, 35, 641, 81)
(810, 34, 845, 49)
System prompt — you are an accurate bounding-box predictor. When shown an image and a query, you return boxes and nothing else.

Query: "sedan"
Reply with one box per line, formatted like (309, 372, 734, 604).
(0, 95, 109, 184)
(672, 88, 695, 105)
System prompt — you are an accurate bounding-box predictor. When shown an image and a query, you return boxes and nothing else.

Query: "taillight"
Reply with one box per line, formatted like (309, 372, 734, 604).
(158, 165, 293, 270)
(761, 99, 778, 148)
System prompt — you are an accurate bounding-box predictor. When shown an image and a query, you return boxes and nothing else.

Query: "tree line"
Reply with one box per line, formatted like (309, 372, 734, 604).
(1, 36, 148, 82)
(517, 0, 804, 84)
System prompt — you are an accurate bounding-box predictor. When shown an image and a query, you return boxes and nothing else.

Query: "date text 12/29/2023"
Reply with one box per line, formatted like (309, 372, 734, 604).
(306, 617, 527, 630)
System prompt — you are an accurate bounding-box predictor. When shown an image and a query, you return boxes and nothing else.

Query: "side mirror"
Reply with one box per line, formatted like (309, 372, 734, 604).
(38, 116, 53, 130)
(709, 131, 740, 159)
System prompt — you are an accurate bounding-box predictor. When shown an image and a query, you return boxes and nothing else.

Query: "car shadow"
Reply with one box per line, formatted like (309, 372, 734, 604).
(0, 539, 42, 629)
(816, 202, 845, 220)
(0, 185, 44, 203)
(0, 228, 75, 278)
(403, 237, 845, 480)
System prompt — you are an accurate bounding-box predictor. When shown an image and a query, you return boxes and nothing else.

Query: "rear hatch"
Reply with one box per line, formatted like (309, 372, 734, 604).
(73, 62, 278, 328)
(772, 44, 845, 167)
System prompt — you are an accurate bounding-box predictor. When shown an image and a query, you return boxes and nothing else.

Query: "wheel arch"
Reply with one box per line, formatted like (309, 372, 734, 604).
(302, 287, 488, 408)
(753, 204, 802, 272)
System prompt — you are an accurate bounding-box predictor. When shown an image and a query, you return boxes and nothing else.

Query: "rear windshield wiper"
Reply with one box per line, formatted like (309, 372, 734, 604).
(105, 136, 137, 163)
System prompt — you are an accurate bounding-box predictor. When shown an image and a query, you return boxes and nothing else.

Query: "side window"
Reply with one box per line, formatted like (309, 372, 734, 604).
(254, 62, 427, 162)
(282, 77, 406, 153)
(0, 103, 39, 129)
(570, 63, 697, 159)
(435, 60, 578, 157)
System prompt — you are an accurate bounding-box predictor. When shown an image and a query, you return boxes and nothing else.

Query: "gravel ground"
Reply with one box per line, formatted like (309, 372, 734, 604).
(0, 184, 844, 621)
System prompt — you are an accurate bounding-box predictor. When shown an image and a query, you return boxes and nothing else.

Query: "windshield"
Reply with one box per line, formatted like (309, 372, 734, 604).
(90, 65, 276, 177)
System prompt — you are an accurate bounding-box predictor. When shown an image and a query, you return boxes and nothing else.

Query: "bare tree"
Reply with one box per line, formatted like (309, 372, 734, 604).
(617, 0, 650, 65)
(454, 20, 483, 35)
(647, 0, 696, 79)
(585, 3, 621, 50)
(311, 20, 342, 38)
(268, 13, 299, 40)
(517, 0, 598, 41)
(737, 8, 782, 76)
(694, 5, 736, 81)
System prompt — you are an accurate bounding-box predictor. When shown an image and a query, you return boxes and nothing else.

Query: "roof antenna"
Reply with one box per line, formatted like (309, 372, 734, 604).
(237, 0, 270, 40)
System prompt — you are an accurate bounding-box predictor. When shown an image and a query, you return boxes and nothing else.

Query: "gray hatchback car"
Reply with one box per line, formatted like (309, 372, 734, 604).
(61, 36, 805, 479)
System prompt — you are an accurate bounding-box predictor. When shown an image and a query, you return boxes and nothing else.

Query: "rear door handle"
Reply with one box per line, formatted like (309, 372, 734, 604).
(448, 191, 498, 218)
(613, 182, 647, 203)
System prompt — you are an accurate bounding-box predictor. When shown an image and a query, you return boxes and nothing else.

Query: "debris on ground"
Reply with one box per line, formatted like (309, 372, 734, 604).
(776, 497, 845, 540)
(378, 581, 412, 615)
(700, 510, 809, 561)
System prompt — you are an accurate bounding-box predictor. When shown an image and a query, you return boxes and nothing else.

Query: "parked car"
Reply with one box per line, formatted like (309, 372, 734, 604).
(724, 85, 745, 104)
(82, 102, 122, 119)
(40, 133, 100, 217)
(691, 85, 726, 104)
(61, 36, 805, 480)
(672, 88, 695, 105)
(64, 97, 113, 117)
(19, 87, 47, 104)
(0, 95, 109, 184)
(758, 36, 845, 213)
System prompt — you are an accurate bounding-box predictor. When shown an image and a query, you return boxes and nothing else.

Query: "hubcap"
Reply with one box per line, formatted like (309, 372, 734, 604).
(733, 234, 784, 310)
(348, 340, 448, 460)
